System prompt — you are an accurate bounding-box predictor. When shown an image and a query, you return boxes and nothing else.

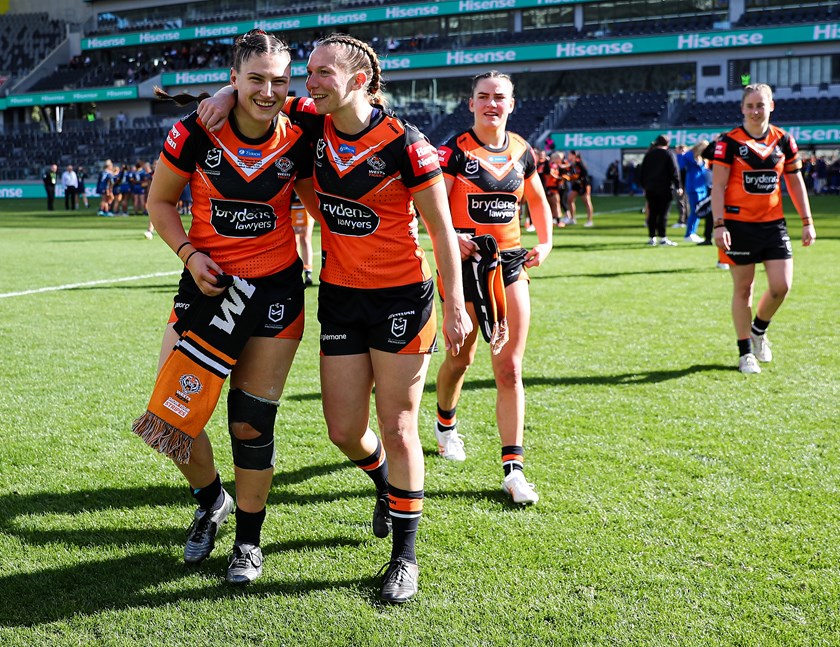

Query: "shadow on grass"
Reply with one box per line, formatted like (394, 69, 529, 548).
(421, 363, 732, 393)
(0, 463, 380, 627)
(0, 551, 372, 627)
(534, 266, 708, 280)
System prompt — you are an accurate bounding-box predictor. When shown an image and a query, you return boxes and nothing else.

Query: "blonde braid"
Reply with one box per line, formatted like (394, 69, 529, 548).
(317, 33, 387, 106)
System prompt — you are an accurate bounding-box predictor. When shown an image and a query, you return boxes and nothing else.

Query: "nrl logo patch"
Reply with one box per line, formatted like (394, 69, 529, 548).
(390, 317, 407, 338)
(738, 145, 749, 158)
(205, 148, 222, 168)
(465, 159, 480, 175)
(268, 303, 285, 323)
(316, 139, 326, 159)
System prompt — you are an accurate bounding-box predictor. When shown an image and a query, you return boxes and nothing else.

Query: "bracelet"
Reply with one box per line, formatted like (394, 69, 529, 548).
(802, 219, 813, 226)
(713, 223, 726, 229)
(184, 249, 204, 266)
(175, 241, 192, 257)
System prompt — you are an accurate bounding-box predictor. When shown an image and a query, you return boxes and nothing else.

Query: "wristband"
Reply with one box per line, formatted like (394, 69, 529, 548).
(184, 249, 204, 266)
(713, 223, 725, 229)
(801, 219, 812, 226)
(175, 241, 192, 257)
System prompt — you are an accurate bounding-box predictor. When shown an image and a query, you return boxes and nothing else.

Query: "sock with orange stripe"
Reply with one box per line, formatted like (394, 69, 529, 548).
(502, 445, 524, 477)
(351, 435, 389, 497)
(388, 484, 423, 564)
(436, 404, 457, 431)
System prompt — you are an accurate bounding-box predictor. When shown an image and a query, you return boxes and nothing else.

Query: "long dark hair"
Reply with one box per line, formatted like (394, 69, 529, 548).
(155, 29, 289, 106)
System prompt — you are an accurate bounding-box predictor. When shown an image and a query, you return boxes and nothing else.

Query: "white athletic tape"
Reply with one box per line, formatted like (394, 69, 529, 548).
(0, 271, 181, 299)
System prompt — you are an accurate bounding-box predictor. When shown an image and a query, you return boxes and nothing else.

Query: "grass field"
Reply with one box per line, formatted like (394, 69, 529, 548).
(0, 196, 838, 646)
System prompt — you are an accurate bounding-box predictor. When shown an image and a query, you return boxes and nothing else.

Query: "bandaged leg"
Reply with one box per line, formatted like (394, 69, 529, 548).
(228, 388, 277, 470)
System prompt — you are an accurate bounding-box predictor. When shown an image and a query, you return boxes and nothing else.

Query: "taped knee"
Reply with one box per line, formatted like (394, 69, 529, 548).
(227, 388, 277, 470)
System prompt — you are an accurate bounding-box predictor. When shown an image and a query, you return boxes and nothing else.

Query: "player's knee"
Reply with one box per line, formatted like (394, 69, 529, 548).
(227, 388, 277, 470)
(495, 360, 523, 390)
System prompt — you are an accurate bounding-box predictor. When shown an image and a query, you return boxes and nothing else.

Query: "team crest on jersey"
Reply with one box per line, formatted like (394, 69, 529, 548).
(275, 157, 293, 177)
(465, 159, 480, 175)
(205, 148, 222, 168)
(390, 317, 407, 338)
(268, 303, 285, 323)
(368, 155, 386, 177)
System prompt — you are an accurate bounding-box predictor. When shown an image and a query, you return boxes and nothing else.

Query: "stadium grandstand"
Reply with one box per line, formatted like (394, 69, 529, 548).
(1, 0, 839, 194)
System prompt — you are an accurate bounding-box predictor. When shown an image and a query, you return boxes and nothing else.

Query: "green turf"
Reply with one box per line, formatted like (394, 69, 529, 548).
(0, 196, 838, 646)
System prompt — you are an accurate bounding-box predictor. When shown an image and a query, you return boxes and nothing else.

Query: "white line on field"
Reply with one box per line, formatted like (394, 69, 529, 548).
(0, 271, 181, 299)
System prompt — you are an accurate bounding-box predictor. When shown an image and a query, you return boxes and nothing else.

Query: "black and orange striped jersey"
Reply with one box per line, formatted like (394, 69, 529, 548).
(285, 97, 442, 289)
(711, 124, 802, 223)
(438, 129, 537, 251)
(159, 110, 312, 278)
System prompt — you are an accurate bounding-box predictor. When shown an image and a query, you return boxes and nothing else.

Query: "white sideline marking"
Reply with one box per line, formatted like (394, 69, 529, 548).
(0, 271, 181, 299)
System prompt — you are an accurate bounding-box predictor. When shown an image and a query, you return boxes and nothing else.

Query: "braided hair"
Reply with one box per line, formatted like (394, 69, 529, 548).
(155, 29, 289, 106)
(314, 33, 387, 107)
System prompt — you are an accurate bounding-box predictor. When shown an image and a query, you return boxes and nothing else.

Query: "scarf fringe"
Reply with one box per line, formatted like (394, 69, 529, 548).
(490, 318, 509, 355)
(132, 410, 193, 464)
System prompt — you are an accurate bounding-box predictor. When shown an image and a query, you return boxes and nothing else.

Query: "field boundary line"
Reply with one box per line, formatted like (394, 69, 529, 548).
(0, 271, 181, 299)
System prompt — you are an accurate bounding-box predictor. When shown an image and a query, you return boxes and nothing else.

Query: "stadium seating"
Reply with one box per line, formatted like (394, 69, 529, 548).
(557, 91, 669, 130)
(0, 13, 65, 78)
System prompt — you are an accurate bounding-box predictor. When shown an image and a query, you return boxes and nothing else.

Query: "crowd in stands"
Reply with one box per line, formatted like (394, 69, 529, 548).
(0, 13, 65, 81)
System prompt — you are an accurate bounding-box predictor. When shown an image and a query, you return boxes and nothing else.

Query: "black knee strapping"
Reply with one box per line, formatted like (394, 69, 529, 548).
(227, 388, 277, 470)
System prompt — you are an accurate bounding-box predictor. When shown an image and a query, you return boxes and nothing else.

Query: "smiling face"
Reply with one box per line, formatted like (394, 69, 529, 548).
(305, 44, 361, 117)
(230, 50, 291, 137)
(470, 76, 515, 132)
(741, 85, 774, 135)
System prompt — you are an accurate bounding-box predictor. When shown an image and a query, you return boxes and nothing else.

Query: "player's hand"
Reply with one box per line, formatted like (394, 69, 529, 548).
(196, 93, 234, 133)
(802, 223, 816, 246)
(713, 225, 730, 251)
(442, 303, 472, 356)
(186, 252, 228, 296)
(525, 242, 552, 268)
(457, 234, 478, 261)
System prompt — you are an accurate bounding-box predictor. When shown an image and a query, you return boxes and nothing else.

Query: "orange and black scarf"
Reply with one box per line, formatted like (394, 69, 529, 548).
(132, 275, 263, 463)
(468, 234, 510, 355)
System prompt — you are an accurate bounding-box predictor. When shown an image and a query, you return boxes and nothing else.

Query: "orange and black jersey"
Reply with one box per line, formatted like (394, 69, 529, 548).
(285, 97, 442, 289)
(711, 124, 802, 223)
(438, 129, 536, 251)
(159, 110, 313, 278)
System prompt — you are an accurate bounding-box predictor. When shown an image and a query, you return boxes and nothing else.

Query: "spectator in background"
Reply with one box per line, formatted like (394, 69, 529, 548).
(639, 134, 682, 246)
(97, 159, 115, 216)
(77, 165, 90, 208)
(42, 163, 58, 210)
(116, 111, 127, 130)
(606, 160, 620, 195)
(567, 150, 595, 227)
(61, 164, 79, 211)
(672, 144, 689, 229)
(679, 140, 711, 243)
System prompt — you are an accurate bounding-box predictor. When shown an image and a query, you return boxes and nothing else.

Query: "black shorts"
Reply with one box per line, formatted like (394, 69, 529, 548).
(720, 218, 792, 266)
(318, 280, 437, 355)
(170, 258, 305, 339)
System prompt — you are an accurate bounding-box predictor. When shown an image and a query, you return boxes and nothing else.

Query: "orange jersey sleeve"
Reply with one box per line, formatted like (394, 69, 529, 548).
(159, 111, 313, 278)
(710, 124, 801, 223)
(438, 129, 535, 251)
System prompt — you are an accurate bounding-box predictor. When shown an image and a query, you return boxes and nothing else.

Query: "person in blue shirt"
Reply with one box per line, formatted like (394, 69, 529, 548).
(679, 140, 711, 243)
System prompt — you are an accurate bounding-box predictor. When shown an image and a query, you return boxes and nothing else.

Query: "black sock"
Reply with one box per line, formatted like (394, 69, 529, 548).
(502, 445, 525, 476)
(351, 436, 389, 496)
(751, 316, 770, 336)
(388, 484, 423, 564)
(191, 472, 222, 511)
(436, 404, 457, 431)
(737, 338, 753, 357)
(234, 506, 266, 546)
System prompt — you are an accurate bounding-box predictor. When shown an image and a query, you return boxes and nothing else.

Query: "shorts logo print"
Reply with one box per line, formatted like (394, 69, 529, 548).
(391, 317, 407, 338)
(268, 303, 285, 323)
